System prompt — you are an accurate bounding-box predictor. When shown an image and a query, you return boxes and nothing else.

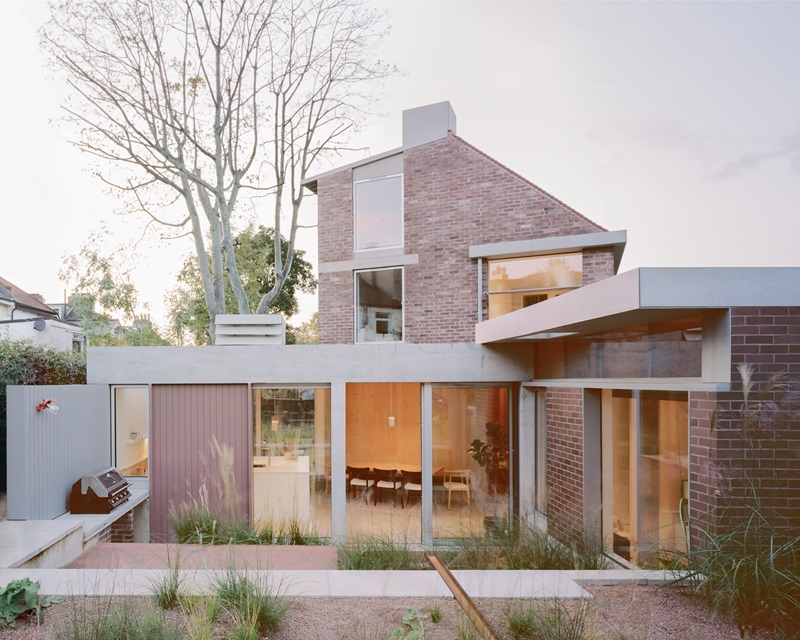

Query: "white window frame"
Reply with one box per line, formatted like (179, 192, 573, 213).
(353, 266, 405, 344)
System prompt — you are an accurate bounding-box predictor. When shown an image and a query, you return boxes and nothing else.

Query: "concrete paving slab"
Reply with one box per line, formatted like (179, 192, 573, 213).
(453, 570, 590, 599)
(0, 567, 591, 599)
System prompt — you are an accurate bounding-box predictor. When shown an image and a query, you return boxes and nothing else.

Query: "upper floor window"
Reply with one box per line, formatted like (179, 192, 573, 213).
(355, 267, 403, 343)
(488, 252, 582, 319)
(354, 175, 403, 251)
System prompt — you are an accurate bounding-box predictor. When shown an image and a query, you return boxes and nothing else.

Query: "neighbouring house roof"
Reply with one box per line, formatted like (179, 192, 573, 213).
(475, 267, 800, 344)
(0, 275, 57, 317)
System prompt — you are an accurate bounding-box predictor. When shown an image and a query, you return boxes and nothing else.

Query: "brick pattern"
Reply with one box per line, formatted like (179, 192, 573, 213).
(582, 247, 616, 286)
(317, 134, 607, 344)
(317, 169, 354, 344)
(699, 307, 800, 536)
(96, 510, 135, 545)
(545, 387, 585, 544)
(688, 391, 720, 533)
(109, 511, 135, 543)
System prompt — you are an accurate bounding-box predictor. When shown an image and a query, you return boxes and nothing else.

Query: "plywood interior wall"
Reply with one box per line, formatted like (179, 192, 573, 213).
(346, 383, 421, 467)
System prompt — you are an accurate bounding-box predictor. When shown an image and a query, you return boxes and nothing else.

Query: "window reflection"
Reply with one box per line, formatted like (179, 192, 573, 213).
(252, 388, 331, 538)
(488, 253, 582, 318)
(432, 387, 510, 539)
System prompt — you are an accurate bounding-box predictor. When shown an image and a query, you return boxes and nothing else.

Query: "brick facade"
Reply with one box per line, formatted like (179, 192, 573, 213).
(545, 387, 585, 544)
(98, 510, 135, 544)
(691, 307, 800, 536)
(317, 133, 611, 344)
(543, 308, 800, 548)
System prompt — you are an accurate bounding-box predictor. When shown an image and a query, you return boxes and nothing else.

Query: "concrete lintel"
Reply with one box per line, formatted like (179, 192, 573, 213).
(320, 253, 419, 274)
(87, 343, 533, 386)
(469, 230, 627, 264)
(476, 267, 800, 344)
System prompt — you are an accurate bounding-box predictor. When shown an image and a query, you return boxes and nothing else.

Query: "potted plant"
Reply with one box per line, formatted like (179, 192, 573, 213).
(468, 421, 509, 496)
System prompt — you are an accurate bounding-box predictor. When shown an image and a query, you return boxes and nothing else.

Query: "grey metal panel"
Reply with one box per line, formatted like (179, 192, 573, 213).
(352, 154, 403, 181)
(469, 230, 627, 260)
(150, 384, 250, 541)
(87, 343, 533, 386)
(7, 385, 110, 520)
(319, 253, 419, 274)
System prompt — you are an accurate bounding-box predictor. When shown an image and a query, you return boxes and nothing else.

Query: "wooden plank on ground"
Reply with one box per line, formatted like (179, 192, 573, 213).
(425, 553, 499, 640)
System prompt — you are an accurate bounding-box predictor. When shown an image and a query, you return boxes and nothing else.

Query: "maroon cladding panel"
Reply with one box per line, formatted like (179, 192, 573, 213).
(150, 385, 250, 541)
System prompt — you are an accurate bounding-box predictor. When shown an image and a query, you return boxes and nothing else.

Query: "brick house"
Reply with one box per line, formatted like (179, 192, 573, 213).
(7, 103, 800, 567)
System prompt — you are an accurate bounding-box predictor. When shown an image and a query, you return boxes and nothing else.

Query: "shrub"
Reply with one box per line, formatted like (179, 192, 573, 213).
(678, 508, 800, 638)
(0, 578, 63, 628)
(441, 519, 608, 571)
(337, 537, 425, 570)
(506, 600, 592, 640)
(211, 569, 288, 635)
(52, 599, 183, 640)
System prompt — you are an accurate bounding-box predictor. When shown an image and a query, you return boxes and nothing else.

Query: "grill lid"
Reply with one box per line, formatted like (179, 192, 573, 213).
(80, 467, 127, 498)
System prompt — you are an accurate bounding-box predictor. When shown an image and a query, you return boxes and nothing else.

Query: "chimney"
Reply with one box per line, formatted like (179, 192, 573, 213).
(402, 101, 457, 150)
(30, 293, 45, 303)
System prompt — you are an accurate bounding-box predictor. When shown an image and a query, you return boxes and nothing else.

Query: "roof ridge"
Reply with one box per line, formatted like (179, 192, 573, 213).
(447, 132, 607, 233)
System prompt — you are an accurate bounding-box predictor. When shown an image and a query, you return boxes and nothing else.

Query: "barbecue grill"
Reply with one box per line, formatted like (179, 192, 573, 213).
(69, 467, 131, 514)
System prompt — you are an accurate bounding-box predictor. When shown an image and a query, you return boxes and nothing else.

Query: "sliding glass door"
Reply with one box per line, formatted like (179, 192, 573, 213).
(602, 390, 688, 566)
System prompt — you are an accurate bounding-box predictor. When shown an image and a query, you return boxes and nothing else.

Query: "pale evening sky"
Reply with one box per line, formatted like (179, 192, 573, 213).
(1, 1, 799, 330)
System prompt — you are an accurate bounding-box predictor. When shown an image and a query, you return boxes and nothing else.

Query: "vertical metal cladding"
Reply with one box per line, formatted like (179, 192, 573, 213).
(150, 384, 250, 541)
(7, 384, 110, 520)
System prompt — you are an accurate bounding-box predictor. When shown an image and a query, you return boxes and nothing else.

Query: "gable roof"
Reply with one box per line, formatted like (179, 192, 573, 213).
(448, 132, 606, 233)
(0, 275, 57, 317)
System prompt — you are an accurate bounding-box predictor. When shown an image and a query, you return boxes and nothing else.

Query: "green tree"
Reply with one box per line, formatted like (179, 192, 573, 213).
(167, 226, 316, 345)
(290, 312, 319, 344)
(59, 230, 170, 346)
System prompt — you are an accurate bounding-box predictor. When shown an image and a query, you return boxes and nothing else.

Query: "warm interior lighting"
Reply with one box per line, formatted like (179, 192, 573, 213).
(388, 383, 395, 427)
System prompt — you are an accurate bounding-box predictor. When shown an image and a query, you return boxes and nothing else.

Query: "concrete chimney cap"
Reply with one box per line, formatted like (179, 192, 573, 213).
(402, 101, 457, 150)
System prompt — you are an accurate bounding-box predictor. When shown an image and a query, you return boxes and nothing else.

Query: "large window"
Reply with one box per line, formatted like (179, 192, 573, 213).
(354, 175, 403, 251)
(114, 386, 149, 477)
(252, 387, 331, 538)
(602, 390, 688, 567)
(488, 253, 582, 318)
(432, 386, 510, 540)
(355, 268, 403, 343)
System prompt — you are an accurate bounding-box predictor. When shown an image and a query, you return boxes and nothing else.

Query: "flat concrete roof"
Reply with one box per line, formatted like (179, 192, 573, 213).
(476, 267, 800, 343)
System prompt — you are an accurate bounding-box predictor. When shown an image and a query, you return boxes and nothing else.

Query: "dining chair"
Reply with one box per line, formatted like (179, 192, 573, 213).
(346, 466, 374, 502)
(402, 470, 422, 506)
(373, 468, 404, 508)
(443, 469, 471, 509)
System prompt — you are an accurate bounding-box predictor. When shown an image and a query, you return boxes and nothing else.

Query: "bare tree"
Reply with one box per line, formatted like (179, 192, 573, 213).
(42, 0, 392, 340)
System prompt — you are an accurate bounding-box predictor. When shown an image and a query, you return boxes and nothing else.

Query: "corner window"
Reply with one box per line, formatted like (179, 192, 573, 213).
(355, 268, 403, 343)
(354, 175, 403, 251)
(488, 253, 582, 319)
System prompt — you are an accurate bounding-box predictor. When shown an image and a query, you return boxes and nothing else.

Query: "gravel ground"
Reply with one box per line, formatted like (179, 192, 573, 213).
(0, 587, 783, 640)
(0, 497, 780, 639)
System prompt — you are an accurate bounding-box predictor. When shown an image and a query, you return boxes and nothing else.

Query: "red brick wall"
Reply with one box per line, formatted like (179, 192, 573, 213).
(317, 134, 608, 344)
(699, 307, 800, 535)
(545, 387, 585, 543)
(317, 169, 355, 344)
(582, 247, 616, 286)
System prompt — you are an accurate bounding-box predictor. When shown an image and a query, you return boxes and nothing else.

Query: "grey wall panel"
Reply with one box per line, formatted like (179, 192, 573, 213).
(150, 385, 250, 541)
(7, 385, 110, 520)
(87, 343, 533, 385)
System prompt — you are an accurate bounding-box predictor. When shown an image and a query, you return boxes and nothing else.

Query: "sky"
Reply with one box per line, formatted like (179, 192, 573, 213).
(1, 0, 799, 333)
